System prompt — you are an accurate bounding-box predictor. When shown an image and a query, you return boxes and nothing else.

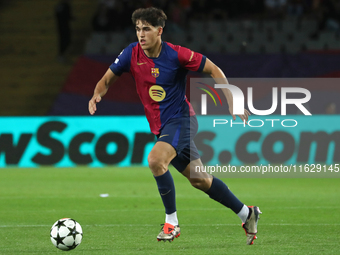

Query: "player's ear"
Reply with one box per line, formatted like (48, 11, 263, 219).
(158, 26, 163, 36)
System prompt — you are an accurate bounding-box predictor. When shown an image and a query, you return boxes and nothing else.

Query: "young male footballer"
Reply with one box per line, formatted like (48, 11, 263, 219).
(89, 7, 261, 245)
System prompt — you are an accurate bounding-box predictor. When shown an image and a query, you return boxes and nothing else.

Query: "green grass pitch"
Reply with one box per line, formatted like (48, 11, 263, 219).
(0, 166, 339, 254)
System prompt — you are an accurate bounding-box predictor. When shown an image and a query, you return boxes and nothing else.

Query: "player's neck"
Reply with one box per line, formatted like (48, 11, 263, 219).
(144, 40, 162, 58)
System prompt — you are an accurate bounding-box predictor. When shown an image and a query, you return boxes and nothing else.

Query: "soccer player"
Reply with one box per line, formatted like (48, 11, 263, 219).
(88, 7, 261, 245)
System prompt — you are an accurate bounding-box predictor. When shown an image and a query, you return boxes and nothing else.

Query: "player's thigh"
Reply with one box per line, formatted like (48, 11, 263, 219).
(181, 158, 212, 179)
(157, 116, 195, 154)
(181, 158, 213, 191)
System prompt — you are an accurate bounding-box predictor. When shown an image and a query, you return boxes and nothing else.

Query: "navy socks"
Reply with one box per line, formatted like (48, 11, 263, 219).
(205, 176, 244, 214)
(154, 171, 243, 215)
(154, 170, 176, 214)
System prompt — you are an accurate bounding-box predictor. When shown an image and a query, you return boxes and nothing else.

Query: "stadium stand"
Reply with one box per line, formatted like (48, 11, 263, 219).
(84, 19, 339, 55)
(0, 0, 97, 115)
(1, 0, 340, 116)
(49, 0, 340, 116)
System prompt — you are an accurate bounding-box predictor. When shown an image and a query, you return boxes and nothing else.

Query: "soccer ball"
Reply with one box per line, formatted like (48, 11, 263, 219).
(50, 218, 83, 251)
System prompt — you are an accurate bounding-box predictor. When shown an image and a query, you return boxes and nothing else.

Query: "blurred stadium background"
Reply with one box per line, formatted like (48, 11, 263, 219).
(0, 0, 340, 117)
(1, 1, 340, 254)
(1, 0, 339, 167)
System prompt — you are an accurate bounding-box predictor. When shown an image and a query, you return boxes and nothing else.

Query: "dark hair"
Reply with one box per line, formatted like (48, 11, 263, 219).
(131, 7, 167, 28)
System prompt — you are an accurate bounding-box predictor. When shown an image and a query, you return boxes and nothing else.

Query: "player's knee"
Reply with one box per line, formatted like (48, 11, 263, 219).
(148, 155, 167, 175)
(147, 155, 158, 170)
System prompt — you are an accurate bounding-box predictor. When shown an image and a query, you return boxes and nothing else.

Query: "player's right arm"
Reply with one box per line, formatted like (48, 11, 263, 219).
(202, 58, 250, 123)
(88, 69, 118, 115)
(89, 44, 133, 115)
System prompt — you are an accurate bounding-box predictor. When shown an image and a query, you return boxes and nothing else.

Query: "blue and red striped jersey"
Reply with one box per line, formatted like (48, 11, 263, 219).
(110, 41, 206, 135)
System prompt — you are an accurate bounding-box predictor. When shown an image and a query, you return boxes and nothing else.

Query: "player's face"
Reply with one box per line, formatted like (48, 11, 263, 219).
(135, 20, 161, 51)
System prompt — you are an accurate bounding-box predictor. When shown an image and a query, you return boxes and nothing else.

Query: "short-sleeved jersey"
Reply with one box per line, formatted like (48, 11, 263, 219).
(110, 41, 206, 135)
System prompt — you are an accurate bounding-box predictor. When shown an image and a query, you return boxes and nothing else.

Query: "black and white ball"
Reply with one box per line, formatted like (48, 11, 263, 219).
(50, 218, 83, 251)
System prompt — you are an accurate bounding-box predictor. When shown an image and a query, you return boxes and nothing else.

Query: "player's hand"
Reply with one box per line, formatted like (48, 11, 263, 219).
(230, 108, 250, 124)
(88, 94, 102, 115)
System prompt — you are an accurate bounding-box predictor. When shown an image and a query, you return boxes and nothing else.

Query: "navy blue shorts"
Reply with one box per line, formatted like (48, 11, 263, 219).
(156, 115, 200, 172)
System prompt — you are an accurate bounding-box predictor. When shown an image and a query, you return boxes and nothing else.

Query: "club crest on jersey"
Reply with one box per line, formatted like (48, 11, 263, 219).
(151, 68, 160, 78)
(149, 85, 166, 102)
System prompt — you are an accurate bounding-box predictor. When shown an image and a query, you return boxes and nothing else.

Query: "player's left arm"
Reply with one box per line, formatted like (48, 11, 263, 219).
(202, 58, 250, 122)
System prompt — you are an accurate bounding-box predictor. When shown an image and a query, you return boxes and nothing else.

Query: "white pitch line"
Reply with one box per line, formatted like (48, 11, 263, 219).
(0, 223, 338, 228)
(1, 206, 339, 214)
